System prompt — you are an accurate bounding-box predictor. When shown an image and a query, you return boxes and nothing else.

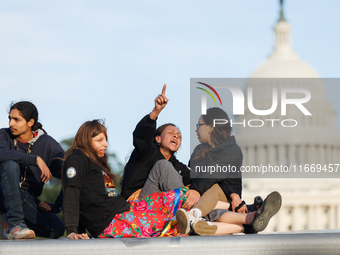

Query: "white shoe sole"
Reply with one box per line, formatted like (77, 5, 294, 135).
(192, 220, 217, 236)
(176, 209, 191, 234)
(6, 229, 35, 240)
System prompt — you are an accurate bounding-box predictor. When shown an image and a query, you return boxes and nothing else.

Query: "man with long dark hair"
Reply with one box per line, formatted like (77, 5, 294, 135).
(0, 101, 65, 239)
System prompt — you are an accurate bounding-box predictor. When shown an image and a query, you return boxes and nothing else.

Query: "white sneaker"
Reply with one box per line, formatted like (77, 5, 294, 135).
(189, 209, 201, 224)
(192, 219, 217, 236)
(176, 209, 217, 235)
(188, 209, 218, 235)
(176, 208, 192, 234)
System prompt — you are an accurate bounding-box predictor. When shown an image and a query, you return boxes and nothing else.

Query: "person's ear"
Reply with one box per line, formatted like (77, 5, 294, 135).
(155, 136, 161, 144)
(28, 119, 34, 128)
(208, 125, 214, 134)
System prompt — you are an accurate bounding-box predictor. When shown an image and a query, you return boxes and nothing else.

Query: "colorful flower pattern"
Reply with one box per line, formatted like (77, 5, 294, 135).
(98, 187, 189, 238)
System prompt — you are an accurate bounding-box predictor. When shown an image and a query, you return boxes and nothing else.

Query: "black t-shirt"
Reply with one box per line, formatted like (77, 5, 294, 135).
(63, 150, 130, 237)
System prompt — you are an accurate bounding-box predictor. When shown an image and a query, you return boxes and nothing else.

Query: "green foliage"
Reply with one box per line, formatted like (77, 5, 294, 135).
(59, 138, 74, 151)
(38, 179, 63, 221)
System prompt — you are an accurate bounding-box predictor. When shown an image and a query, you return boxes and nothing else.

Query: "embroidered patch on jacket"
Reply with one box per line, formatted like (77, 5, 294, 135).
(66, 167, 76, 178)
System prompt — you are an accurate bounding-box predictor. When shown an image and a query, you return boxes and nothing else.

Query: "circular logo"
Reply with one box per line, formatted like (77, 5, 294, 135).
(66, 167, 76, 178)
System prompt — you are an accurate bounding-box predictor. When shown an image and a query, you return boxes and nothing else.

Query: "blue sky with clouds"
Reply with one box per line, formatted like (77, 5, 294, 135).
(0, 0, 339, 166)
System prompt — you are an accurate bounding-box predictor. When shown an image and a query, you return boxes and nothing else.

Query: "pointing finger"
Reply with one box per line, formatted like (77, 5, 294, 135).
(161, 84, 166, 95)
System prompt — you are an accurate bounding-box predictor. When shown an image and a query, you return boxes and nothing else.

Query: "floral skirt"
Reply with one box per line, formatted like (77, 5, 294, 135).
(98, 187, 189, 238)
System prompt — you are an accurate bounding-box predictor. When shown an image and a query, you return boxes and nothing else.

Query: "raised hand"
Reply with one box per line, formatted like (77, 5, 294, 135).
(150, 84, 169, 120)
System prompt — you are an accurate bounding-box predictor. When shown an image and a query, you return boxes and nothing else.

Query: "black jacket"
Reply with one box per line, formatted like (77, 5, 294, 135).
(63, 150, 130, 236)
(189, 136, 243, 200)
(121, 115, 191, 200)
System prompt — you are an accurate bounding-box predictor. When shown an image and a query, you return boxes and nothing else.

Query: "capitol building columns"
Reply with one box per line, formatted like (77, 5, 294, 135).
(241, 143, 340, 169)
(337, 206, 340, 229)
(268, 144, 276, 167)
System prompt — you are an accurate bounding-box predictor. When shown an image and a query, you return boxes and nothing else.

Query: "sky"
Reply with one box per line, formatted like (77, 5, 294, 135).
(0, 0, 339, 168)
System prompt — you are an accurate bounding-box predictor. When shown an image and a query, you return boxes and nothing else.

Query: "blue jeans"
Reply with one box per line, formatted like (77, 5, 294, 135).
(0, 161, 65, 238)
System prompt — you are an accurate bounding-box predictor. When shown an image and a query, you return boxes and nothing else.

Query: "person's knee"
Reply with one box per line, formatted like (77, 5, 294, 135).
(151, 159, 172, 174)
(155, 159, 171, 168)
(52, 221, 65, 239)
(0, 160, 20, 175)
(30, 216, 65, 239)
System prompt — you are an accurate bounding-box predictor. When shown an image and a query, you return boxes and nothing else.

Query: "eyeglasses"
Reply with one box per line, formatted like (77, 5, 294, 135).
(196, 123, 206, 129)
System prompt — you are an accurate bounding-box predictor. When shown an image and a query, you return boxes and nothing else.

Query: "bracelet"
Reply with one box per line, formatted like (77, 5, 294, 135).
(235, 200, 245, 211)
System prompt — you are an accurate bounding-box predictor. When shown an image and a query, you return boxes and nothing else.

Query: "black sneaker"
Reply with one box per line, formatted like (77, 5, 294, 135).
(253, 191, 282, 232)
(247, 196, 264, 212)
(244, 196, 264, 234)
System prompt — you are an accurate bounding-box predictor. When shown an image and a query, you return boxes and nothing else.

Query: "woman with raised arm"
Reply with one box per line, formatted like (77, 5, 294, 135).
(121, 84, 191, 201)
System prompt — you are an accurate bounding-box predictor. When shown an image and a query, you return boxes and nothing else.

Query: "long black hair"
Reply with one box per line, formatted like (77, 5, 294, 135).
(9, 101, 42, 131)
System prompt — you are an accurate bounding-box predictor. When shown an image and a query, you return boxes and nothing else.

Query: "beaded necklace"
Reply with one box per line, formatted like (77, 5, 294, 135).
(14, 132, 35, 187)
